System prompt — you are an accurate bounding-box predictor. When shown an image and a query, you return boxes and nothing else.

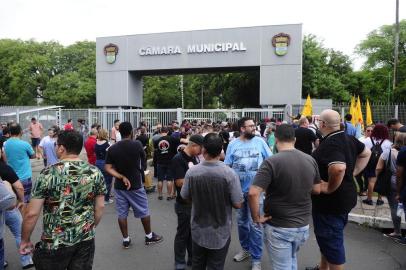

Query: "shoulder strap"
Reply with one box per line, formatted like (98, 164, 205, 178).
(370, 137, 375, 146)
(379, 139, 384, 146)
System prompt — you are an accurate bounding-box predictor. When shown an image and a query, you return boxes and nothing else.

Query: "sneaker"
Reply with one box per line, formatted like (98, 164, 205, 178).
(384, 232, 402, 240)
(305, 266, 320, 270)
(123, 238, 131, 249)
(396, 238, 406, 246)
(145, 232, 163, 245)
(376, 199, 384, 206)
(104, 199, 114, 205)
(233, 249, 250, 262)
(158, 196, 163, 200)
(362, 199, 373, 205)
(22, 262, 34, 269)
(251, 261, 261, 270)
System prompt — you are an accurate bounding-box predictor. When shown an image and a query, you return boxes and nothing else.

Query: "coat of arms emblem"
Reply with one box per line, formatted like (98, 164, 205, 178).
(104, 43, 119, 64)
(272, 33, 291, 56)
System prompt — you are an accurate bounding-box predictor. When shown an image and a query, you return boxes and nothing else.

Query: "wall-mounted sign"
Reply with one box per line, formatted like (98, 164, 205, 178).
(104, 43, 119, 64)
(138, 42, 247, 56)
(272, 33, 291, 56)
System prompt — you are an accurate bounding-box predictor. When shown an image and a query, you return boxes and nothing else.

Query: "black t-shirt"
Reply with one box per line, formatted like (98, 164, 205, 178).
(0, 136, 8, 149)
(295, 127, 317, 155)
(136, 134, 149, 148)
(154, 135, 180, 165)
(171, 150, 199, 204)
(396, 146, 406, 199)
(105, 140, 146, 190)
(0, 161, 19, 184)
(312, 130, 365, 214)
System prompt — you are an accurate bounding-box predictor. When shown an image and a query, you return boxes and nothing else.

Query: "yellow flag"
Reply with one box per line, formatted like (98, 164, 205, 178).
(366, 99, 373, 125)
(356, 96, 364, 127)
(301, 94, 313, 117)
(349, 96, 357, 125)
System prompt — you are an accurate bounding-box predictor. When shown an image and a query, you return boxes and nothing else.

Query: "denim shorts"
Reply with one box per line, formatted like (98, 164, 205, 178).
(156, 164, 173, 181)
(115, 188, 149, 219)
(312, 211, 348, 265)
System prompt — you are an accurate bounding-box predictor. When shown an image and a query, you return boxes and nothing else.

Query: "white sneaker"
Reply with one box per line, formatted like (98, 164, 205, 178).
(105, 199, 114, 205)
(251, 261, 261, 270)
(233, 249, 251, 262)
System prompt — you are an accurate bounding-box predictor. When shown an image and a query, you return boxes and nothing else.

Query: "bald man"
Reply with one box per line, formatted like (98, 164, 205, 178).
(306, 110, 371, 270)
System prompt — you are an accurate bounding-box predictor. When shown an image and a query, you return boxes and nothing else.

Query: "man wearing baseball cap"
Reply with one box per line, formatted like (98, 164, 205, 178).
(171, 134, 204, 270)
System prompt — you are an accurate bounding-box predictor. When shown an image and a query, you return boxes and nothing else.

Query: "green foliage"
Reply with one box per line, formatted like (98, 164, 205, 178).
(0, 39, 95, 108)
(357, 20, 406, 102)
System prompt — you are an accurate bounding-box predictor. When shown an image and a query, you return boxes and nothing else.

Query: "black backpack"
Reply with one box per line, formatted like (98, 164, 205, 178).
(367, 138, 384, 169)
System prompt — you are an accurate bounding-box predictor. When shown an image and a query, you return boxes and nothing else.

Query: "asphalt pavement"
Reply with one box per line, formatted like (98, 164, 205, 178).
(3, 159, 406, 270)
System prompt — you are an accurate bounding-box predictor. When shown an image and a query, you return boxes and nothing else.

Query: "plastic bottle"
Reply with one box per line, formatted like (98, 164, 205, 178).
(397, 203, 404, 218)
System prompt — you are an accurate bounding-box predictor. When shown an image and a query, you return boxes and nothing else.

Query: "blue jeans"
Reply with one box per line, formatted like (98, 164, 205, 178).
(263, 224, 309, 270)
(237, 192, 263, 262)
(95, 160, 112, 202)
(0, 239, 4, 270)
(5, 208, 33, 267)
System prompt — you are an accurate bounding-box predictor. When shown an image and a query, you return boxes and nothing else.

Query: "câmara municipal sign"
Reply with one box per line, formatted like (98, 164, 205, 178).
(138, 42, 247, 56)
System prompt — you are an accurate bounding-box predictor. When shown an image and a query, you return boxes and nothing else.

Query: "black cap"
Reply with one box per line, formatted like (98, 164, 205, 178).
(189, 134, 204, 145)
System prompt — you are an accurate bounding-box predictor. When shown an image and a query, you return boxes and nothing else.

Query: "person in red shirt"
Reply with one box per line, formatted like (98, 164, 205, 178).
(84, 129, 97, 165)
(64, 119, 74, 131)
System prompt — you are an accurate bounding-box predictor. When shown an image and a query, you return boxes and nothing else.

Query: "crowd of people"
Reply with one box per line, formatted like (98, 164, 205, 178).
(1, 111, 406, 270)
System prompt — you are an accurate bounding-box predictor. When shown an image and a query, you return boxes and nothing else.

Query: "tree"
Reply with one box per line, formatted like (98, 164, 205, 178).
(357, 20, 406, 102)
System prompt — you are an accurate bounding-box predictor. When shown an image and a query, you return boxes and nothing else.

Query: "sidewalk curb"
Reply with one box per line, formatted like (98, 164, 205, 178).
(349, 213, 406, 229)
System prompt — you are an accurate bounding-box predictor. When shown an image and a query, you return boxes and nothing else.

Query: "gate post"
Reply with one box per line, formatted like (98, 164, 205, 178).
(177, 108, 182, 124)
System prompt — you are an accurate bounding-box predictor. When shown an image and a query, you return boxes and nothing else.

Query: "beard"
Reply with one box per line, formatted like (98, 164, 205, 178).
(244, 132, 255, 140)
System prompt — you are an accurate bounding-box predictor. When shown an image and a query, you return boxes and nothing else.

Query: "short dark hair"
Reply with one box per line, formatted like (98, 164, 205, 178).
(387, 118, 400, 128)
(2, 126, 10, 135)
(274, 124, 295, 143)
(160, 126, 169, 133)
(203, 133, 223, 158)
(306, 115, 313, 124)
(238, 117, 253, 131)
(67, 118, 72, 123)
(114, 119, 120, 124)
(31, 117, 36, 121)
(345, 114, 352, 121)
(119, 122, 133, 137)
(9, 124, 22, 136)
(57, 130, 83, 155)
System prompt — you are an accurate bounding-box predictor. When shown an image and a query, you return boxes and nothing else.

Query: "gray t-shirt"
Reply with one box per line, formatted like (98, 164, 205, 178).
(253, 149, 320, 228)
(0, 180, 16, 239)
(181, 160, 243, 249)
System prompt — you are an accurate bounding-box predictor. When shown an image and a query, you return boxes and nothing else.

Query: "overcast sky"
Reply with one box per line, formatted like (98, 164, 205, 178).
(0, 0, 404, 69)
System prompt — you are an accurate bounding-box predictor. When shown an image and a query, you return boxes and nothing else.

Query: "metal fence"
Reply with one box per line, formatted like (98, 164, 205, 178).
(0, 107, 285, 137)
(332, 103, 404, 125)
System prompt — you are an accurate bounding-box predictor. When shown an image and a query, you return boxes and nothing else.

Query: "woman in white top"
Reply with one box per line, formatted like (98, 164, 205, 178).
(362, 124, 392, 205)
(376, 132, 406, 239)
(356, 125, 374, 196)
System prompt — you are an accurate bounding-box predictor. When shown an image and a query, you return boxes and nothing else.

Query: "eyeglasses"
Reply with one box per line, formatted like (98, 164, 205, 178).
(366, 130, 372, 132)
(244, 125, 256, 128)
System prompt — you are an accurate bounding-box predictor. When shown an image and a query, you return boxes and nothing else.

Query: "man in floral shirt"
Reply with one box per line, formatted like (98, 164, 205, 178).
(20, 130, 106, 270)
